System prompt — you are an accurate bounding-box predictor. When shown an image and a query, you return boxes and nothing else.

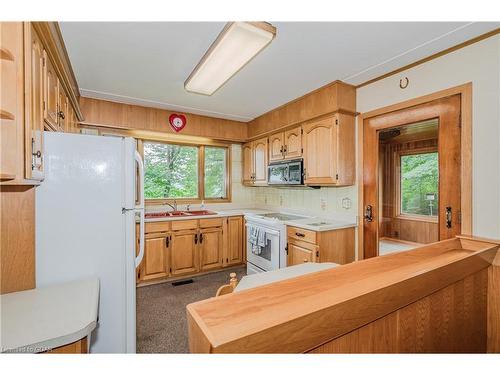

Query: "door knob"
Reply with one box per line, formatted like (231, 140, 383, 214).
(364, 205, 374, 222)
(445, 206, 452, 228)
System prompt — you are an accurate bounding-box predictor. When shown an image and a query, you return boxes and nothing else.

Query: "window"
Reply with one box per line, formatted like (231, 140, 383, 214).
(204, 146, 227, 199)
(400, 152, 438, 217)
(143, 141, 229, 202)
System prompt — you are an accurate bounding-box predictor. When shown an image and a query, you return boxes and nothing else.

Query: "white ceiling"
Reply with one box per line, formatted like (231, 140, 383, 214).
(60, 22, 499, 122)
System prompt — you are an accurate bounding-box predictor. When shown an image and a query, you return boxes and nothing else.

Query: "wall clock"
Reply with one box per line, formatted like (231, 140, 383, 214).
(168, 114, 187, 132)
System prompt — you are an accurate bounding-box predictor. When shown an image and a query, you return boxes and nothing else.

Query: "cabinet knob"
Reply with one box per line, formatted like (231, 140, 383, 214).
(58, 110, 65, 119)
(295, 232, 305, 237)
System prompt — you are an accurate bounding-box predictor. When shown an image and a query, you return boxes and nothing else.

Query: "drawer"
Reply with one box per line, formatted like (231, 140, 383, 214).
(287, 226, 317, 244)
(145, 221, 171, 234)
(199, 218, 223, 229)
(171, 219, 198, 231)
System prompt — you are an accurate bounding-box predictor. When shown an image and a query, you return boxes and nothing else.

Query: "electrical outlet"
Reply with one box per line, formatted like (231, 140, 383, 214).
(341, 197, 352, 209)
(320, 198, 327, 211)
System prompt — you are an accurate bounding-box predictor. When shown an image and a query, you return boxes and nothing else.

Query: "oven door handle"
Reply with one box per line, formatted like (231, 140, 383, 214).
(245, 224, 281, 237)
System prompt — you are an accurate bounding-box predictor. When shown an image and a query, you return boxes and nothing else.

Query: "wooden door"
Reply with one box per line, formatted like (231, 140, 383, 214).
(253, 137, 268, 185)
(242, 142, 254, 184)
(269, 132, 284, 162)
(284, 126, 302, 159)
(171, 230, 198, 276)
(363, 95, 462, 259)
(43, 52, 59, 130)
(302, 117, 337, 184)
(287, 241, 315, 266)
(142, 234, 169, 281)
(224, 216, 243, 266)
(25, 26, 45, 180)
(199, 227, 223, 271)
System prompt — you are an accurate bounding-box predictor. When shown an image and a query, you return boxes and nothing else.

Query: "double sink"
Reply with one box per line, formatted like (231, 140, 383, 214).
(145, 210, 217, 219)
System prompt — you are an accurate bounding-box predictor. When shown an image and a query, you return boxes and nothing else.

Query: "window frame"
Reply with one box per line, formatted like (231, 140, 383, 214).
(138, 139, 231, 205)
(395, 147, 439, 223)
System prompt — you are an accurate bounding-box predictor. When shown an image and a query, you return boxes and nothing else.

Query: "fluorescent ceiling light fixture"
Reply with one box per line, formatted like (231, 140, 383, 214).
(185, 22, 276, 96)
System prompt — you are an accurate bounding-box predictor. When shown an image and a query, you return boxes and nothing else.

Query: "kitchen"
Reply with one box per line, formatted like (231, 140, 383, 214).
(1, 3, 500, 370)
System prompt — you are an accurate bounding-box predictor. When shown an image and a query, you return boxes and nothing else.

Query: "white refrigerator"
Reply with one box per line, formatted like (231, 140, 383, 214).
(36, 132, 145, 353)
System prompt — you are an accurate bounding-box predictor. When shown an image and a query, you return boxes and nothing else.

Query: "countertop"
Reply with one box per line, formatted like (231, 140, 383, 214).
(143, 207, 357, 232)
(0, 278, 99, 353)
(235, 263, 338, 292)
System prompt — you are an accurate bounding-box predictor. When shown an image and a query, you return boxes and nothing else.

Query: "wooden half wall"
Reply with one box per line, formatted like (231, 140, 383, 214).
(79, 97, 248, 142)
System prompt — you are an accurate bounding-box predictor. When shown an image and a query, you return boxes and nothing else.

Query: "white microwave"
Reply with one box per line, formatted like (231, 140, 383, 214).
(267, 159, 304, 185)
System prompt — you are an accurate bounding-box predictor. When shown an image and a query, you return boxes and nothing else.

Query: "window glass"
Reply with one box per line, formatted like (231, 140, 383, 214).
(204, 146, 227, 199)
(144, 142, 198, 199)
(400, 152, 439, 216)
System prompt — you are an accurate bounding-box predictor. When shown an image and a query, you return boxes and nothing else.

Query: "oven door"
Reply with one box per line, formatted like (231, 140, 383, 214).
(246, 224, 281, 271)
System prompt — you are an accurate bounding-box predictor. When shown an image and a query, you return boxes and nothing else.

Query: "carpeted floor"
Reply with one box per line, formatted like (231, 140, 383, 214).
(136, 265, 246, 353)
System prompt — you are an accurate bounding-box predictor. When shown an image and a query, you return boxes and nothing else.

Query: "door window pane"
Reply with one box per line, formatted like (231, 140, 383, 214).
(144, 142, 198, 199)
(400, 152, 439, 216)
(204, 146, 227, 199)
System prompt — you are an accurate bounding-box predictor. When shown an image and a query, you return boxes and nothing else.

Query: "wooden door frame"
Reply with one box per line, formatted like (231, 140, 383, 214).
(357, 83, 472, 260)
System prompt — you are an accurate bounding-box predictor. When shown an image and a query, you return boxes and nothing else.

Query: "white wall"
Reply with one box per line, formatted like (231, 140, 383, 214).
(357, 34, 500, 238)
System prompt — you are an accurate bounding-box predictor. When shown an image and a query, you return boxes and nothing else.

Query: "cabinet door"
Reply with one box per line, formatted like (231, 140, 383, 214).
(268, 132, 284, 162)
(58, 89, 69, 132)
(287, 241, 315, 266)
(199, 227, 223, 271)
(284, 126, 302, 160)
(242, 142, 254, 184)
(43, 52, 59, 130)
(26, 27, 44, 180)
(224, 216, 243, 266)
(302, 117, 337, 185)
(253, 137, 268, 185)
(171, 230, 198, 276)
(142, 234, 169, 281)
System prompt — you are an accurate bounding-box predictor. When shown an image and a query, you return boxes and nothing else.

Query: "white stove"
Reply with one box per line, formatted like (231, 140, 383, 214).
(244, 212, 308, 274)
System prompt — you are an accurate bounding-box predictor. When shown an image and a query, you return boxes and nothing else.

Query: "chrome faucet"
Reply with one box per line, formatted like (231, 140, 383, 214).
(165, 199, 177, 212)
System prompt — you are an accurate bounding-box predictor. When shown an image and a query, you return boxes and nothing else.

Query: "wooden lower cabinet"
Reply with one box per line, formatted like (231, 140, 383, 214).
(286, 226, 355, 267)
(223, 216, 243, 266)
(137, 216, 244, 285)
(199, 227, 223, 271)
(287, 240, 317, 266)
(170, 229, 199, 276)
(142, 234, 169, 281)
(44, 337, 88, 354)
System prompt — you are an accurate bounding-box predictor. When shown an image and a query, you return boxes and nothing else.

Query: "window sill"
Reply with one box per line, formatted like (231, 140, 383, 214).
(396, 214, 438, 223)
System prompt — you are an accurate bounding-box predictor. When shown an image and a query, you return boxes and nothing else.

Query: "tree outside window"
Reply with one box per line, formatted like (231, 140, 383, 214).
(143, 141, 228, 201)
(400, 152, 439, 217)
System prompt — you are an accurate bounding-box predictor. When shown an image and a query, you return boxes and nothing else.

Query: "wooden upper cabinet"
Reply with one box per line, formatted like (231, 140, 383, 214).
(199, 227, 223, 271)
(142, 234, 169, 281)
(302, 114, 355, 186)
(43, 51, 59, 130)
(269, 132, 285, 162)
(224, 216, 243, 266)
(26, 26, 45, 180)
(0, 22, 23, 181)
(253, 137, 268, 185)
(170, 230, 198, 276)
(242, 142, 254, 185)
(284, 126, 302, 160)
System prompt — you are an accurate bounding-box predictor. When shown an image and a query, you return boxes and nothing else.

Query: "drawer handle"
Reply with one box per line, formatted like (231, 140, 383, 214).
(295, 232, 305, 237)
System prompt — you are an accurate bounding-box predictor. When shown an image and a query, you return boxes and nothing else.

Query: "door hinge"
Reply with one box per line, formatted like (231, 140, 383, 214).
(458, 210, 462, 224)
(335, 118, 339, 125)
(301, 128, 303, 134)
(226, 258, 229, 263)
(316, 250, 319, 258)
(285, 243, 288, 255)
(336, 173, 339, 180)
(301, 147, 303, 153)
(42, 57, 46, 67)
(169, 267, 172, 273)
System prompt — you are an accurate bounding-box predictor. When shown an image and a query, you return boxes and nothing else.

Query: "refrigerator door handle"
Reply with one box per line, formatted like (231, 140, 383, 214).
(134, 151, 145, 268)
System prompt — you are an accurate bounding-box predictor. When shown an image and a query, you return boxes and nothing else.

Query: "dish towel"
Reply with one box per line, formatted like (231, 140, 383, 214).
(248, 225, 266, 255)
